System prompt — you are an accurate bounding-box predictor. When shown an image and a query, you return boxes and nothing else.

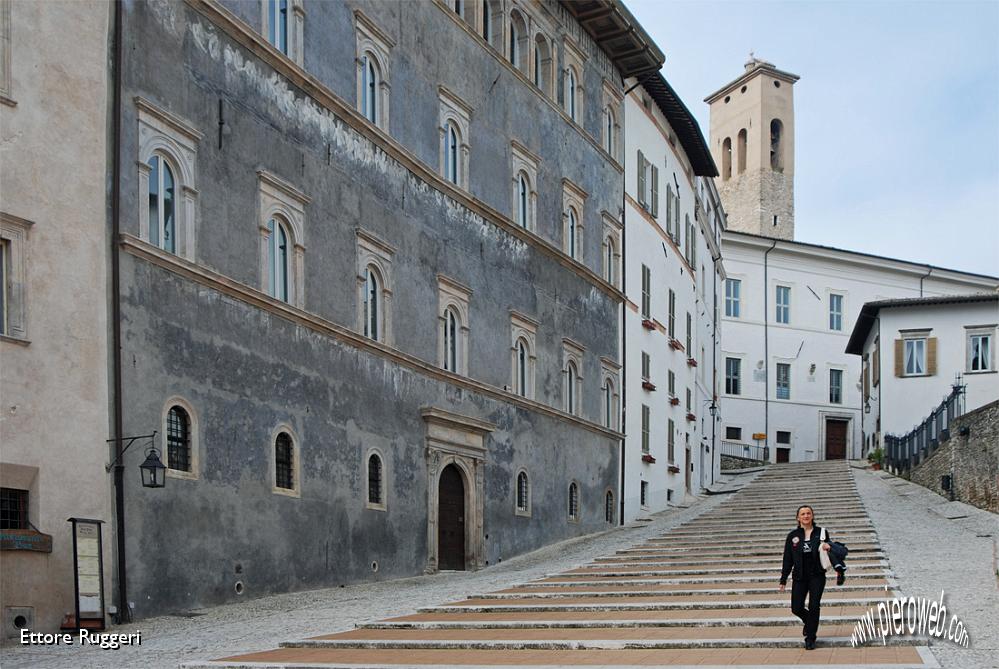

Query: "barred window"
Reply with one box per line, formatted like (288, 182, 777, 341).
(0, 488, 28, 530)
(368, 454, 383, 505)
(275, 432, 294, 490)
(166, 405, 191, 472)
(605, 490, 614, 523)
(568, 482, 579, 520)
(516, 471, 529, 512)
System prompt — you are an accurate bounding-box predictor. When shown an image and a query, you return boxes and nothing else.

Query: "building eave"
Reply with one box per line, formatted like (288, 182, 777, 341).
(560, 0, 664, 78)
(641, 72, 718, 177)
(704, 61, 800, 104)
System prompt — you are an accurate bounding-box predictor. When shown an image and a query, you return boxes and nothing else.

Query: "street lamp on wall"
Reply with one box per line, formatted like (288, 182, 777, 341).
(106, 432, 165, 488)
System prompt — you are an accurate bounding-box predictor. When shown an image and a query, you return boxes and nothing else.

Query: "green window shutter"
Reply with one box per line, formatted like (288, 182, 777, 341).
(651, 165, 659, 217)
(637, 150, 645, 205)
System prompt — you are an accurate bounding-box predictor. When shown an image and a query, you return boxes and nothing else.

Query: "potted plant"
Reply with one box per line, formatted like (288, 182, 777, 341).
(868, 447, 884, 471)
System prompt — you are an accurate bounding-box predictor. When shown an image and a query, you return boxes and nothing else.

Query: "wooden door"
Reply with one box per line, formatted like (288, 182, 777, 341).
(826, 420, 848, 460)
(776, 447, 790, 463)
(685, 447, 692, 492)
(437, 464, 465, 570)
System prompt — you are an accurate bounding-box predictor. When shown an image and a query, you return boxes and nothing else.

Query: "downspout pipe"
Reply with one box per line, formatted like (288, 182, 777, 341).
(619, 188, 626, 526)
(763, 239, 778, 458)
(918, 266, 933, 297)
(110, 0, 129, 624)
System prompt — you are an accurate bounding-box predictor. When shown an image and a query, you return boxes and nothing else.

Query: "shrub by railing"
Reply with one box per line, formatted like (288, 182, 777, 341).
(884, 384, 965, 474)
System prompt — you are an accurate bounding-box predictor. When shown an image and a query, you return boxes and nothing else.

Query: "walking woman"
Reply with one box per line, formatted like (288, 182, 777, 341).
(778, 505, 832, 650)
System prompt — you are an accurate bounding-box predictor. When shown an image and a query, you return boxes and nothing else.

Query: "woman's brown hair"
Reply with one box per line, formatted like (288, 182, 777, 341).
(796, 505, 815, 528)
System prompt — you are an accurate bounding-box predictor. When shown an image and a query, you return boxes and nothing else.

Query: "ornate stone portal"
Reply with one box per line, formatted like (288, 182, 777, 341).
(421, 407, 495, 573)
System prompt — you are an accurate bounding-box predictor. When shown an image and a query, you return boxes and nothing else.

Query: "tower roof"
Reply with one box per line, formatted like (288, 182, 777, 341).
(703, 57, 800, 104)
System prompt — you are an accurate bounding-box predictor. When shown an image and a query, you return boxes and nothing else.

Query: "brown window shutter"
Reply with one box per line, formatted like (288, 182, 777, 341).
(863, 364, 870, 401)
(637, 150, 645, 205)
(873, 344, 880, 386)
(651, 165, 659, 217)
(927, 337, 937, 376)
(894, 339, 904, 377)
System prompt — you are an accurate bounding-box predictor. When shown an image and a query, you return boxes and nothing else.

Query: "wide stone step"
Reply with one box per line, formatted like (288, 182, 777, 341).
(594, 553, 884, 566)
(613, 547, 883, 559)
(537, 570, 889, 585)
(281, 636, 924, 650)
(565, 562, 885, 576)
(447, 591, 887, 608)
(483, 585, 892, 598)
(499, 581, 891, 595)
(424, 597, 886, 612)
(362, 613, 875, 629)
(187, 645, 933, 667)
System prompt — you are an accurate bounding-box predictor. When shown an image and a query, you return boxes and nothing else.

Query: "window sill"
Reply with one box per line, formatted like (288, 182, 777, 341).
(0, 95, 16, 108)
(515, 508, 531, 518)
(167, 468, 199, 481)
(0, 334, 30, 346)
(965, 369, 997, 375)
(271, 486, 300, 498)
(365, 502, 387, 512)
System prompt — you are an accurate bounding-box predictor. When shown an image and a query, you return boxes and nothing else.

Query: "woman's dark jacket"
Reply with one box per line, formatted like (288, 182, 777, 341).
(779, 525, 831, 585)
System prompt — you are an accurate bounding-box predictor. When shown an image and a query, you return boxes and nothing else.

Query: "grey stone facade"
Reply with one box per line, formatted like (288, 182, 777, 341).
(116, 0, 626, 619)
(907, 400, 999, 513)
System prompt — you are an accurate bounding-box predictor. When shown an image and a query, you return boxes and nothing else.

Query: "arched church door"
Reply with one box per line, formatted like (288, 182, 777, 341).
(438, 464, 466, 570)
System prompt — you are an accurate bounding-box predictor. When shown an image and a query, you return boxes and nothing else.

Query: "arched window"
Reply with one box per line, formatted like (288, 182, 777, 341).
(267, 217, 290, 302)
(566, 360, 578, 415)
(517, 173, 529, 228)
(533, 34, 552, 94)
(452, 0, 463, 17)
(368, 453, 383, 505)
(166, 405, 191, 472)
(566, 67, 578, 121)
(516, 337, 529, 396)
(443, 307, 458, 372)
(604, 235, 615, 283)
(602, 379, 614, 429)
(508, 17, 518, 65)
(567, 208, 578, 259)
(361, 53, 379, 124)
(605, 490, 614, 523)
(267, 0, 288, 55)
(482, 0, 491, 42)
(770, 119, 784, 171)
(274, 431, 294, 490)
(363, 265, 381, 341)
(737, 128, 747, 174)
(516, 471, 529, 512)
(508, 10, 528, 73)
(568, 481, 579, 520)
(721, 137, 732, 180)
(444, 122, 460, 185)
(147, 154, 176, 254)
(603, 106, 615, 155)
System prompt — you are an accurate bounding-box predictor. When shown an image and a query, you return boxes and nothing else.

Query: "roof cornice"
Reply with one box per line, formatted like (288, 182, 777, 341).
(704, 62, 800, 104)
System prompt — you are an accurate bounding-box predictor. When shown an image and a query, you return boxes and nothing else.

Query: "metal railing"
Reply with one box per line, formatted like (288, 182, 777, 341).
(883, 383, 965, 474)
(720, 440, 769, 463)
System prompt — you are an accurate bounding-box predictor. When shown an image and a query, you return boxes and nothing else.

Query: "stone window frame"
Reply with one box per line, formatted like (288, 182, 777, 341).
(261, 0, 305, 65)
(562, 37, 586, 124)
(510, 310, 538, 400)
(510, 140, 540, 232)
(604, 488, 615, 524)
(774, 283, 792, 325)
(828, 365, 847, 405)
(567, 479, 580, 523)
(600, 357, 621, 431)
(136, 97, 201, 261)
(161, 396, 200, 481)
(965, 325, 996, 374)
(258, 170, 309, 309)
(514, 467, 531, 517)
(724, 355, 743, 396)
(438, 86, 472, 190)
(562, 337, 585, 416)
(0, 0, 12, 106)
(827, 290, 847, 332)
(562, 178, 587, 262)
(354, 10, 394, 131)
(437, 275, 472, 376)
(365, 447, 388, 511)
(532, 29, 555, 98)
(601, 212, 622, 287)
(601, 80, 623, 162)
(507, 5, 530, 75)
(0, 212, 31, 342)
(356, 228, 395, 345)
(269, 424, 301, 498)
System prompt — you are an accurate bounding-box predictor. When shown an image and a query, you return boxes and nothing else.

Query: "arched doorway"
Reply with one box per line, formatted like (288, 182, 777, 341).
(437, 464, 465, 570)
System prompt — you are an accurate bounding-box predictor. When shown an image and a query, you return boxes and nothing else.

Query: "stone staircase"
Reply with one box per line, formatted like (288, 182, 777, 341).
(188, 461, 938, 667)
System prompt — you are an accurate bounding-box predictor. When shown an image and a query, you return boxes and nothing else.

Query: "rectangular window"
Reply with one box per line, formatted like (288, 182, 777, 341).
(668, 369, 675, 397)
(776, 285, 791, 324)
(725, 357, 741, 395)
(725, 277, 741, 317)
(685, 312, 692, 353)
(640, 480, 649, 507)
(776, 430, 791, 445)
(904, 338, 926, 376)
(968, 333, 992, 372)
(725, 426, 742, 441)
(641, 404, 650, 453)
(829, 294, 843, 331)
(685, 387, 691, 412)
(275, 437, 294, 490)
(0, 488, 28, 530)
(667, 418, 675, 462)
(0, 238, 7, 336)
(641, 264, 651, 319)
(776, 362, 791, 399)
(668, 289, 676, 338)
(829, 368, 843, 404)
(641, 351, 650, 380)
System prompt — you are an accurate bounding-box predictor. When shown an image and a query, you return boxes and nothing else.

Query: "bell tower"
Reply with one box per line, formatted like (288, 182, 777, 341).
(705, 56, 799, 240)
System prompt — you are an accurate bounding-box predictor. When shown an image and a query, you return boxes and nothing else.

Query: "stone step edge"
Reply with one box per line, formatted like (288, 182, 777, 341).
(420, 597, 886, 612)
(476, 585, 896, 598)
(535, 572, 889, 585)
(280, 637, 925, 650)
(360, 614, 878, 629)
(594, 554, 886, 565)
(565, 564, 887, 576)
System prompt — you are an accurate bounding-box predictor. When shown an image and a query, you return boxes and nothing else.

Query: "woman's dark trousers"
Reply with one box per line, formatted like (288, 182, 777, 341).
(791, 572, 826, 641)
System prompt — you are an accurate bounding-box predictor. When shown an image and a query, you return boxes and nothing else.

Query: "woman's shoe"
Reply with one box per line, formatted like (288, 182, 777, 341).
(805, 639, 816, 650)
(837, 570, 846, 586)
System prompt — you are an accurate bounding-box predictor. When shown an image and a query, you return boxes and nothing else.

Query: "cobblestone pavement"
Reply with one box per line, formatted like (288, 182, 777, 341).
(852, 465, 999, 669)
(0, 475, 744, 669)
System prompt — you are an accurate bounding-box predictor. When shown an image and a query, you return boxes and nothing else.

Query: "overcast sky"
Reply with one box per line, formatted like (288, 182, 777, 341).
(627, 0, 999, 277)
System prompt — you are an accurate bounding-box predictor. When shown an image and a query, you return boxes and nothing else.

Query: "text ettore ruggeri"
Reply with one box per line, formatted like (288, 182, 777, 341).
(20, 629, 142, 650)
